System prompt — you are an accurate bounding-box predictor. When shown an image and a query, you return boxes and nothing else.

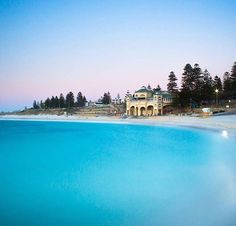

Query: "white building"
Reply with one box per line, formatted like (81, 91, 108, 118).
(126, 86, 173, 116)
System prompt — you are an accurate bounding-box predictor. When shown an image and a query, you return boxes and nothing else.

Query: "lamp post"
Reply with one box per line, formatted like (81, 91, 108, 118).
(215, 89, 219, 107)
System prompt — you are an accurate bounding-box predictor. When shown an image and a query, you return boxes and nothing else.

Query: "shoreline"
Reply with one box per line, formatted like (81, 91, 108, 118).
(1, 114, 236, 134)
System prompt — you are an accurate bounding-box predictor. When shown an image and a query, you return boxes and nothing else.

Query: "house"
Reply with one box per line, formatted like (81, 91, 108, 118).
(125, 86, 173, 116)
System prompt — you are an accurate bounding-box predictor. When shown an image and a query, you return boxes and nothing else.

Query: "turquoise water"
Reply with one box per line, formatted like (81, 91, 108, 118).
(0, 120, 236, 226)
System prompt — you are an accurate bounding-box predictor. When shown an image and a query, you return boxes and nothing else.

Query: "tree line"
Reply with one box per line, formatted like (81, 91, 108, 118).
(33, 91, 112, 109)
(32, 61, 236, 110)
(166, 62, 236, 107)
(33, 91, 87, 109)
(101, 92, 112, 104)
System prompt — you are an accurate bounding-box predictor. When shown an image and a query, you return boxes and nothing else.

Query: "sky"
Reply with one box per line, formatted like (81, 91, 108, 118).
(0, 0, 235, 111)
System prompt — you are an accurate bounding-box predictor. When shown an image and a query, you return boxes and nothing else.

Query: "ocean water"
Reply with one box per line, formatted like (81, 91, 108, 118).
(0, 120, 236, 226)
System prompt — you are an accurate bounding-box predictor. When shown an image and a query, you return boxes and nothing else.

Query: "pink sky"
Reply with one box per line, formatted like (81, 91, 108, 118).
(0, 0, 235, 111)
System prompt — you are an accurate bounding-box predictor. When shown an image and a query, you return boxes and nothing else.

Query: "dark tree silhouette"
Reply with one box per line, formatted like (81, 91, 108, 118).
(102, 92, 111, 104)
(54, 96, 59, 108)
(44, 98, 51, 109)
(76, 92, 87, 107)
(180, 64, 193, 107)
(230, 62, 236, 97)
(50, 96, 55, 108)
(66, 92, 75, 108)
(167, 71, 178, 93)
(33, 100, 39, 109)
(202, 69, 214, 103)
(40, 100, 44, 109)
(59, 93, 65, 108)
(213, 76, 222, 91)
(223, 72, 231, 99)
(180, 63, 204, 107)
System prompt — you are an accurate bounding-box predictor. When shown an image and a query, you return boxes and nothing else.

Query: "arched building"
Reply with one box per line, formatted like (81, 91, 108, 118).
(126, 86, 173, 116)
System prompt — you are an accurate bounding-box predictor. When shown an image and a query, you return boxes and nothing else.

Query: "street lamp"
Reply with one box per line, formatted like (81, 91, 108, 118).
(215, 89, 219, 106)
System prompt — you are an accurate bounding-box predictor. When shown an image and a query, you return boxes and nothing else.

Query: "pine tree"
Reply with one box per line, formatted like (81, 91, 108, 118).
(230, 62, 236, 80)
(66, 92, 75, 108)
(40, 100, 44, 109)
(44, 98, 51, 109)
(167, 71, 178, 93)
(76, 92, 84, 107)
(181, 64, 194, 91)
(230, 62, 236, 97)
(223, 72, 231, 99)
(192, 64, 203, 105)
(82, 96, 87, 105)
(33, 100, 39, 109)
(50, 96, 55, 108)
(180, 63, 204, 107)
(202, 69, 214, 103)
(180, 64, 193, 107)
(213, 76, 222, 91)
(59, 93, 65, 108)
(54, 96, 59, 108)
(102, 92, 111, 104)
(107, 92, 111, 101)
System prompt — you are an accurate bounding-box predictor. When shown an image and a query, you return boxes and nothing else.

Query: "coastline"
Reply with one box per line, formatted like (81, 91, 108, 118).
(1, 114, 236, 134)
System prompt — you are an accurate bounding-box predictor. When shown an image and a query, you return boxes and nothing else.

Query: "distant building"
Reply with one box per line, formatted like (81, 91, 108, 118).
(125, 86, 173, 116)
(95, 98, 104, 106)
(88, 101, 96, 107)
(112, 93, 123, 105)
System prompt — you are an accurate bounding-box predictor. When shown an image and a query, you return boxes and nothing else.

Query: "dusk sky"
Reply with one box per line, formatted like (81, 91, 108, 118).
(0, 0, 235, 111)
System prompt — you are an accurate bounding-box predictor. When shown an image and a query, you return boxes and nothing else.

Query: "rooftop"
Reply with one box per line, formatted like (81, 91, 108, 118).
(135, 86, 153, 93)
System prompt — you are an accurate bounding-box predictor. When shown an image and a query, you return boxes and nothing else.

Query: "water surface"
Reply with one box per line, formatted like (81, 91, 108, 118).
(0, 120, 236, 226)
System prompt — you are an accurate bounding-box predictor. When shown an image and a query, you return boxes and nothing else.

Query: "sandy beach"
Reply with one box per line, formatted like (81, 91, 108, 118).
(1, 114, 236, 134)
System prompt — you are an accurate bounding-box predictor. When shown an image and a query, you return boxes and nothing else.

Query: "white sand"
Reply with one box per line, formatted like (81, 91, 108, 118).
(1, 114, 236, 133)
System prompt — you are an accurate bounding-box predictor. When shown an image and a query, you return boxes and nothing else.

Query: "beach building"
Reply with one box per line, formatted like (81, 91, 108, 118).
(126, 86, 173, 116)
(112, 93, 123, 105)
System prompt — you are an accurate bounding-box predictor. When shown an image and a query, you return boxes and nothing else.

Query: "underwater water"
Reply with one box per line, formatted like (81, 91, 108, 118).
(0, 120, 236, 226)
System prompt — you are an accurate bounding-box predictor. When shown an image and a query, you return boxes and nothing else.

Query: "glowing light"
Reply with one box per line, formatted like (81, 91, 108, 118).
(221, 130, 228, 138)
